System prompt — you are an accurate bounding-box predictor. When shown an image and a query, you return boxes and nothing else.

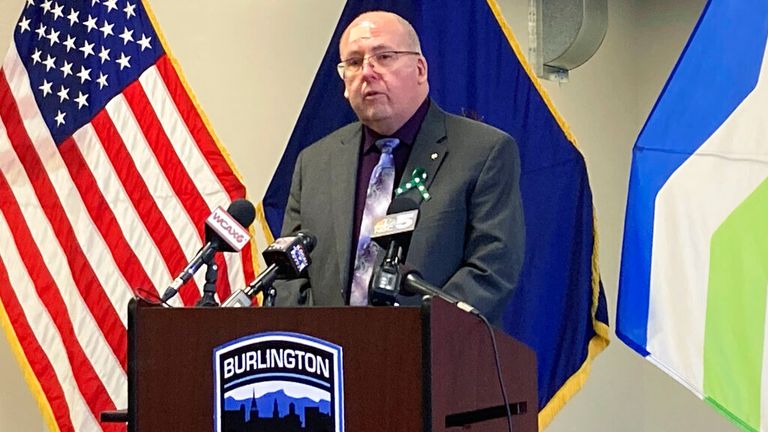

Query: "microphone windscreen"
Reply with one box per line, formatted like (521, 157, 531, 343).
(400, 265, 444, 298)
(398, 263, 422, 279)
(227, 199, 256, 228)
(387, 195, 419, 215)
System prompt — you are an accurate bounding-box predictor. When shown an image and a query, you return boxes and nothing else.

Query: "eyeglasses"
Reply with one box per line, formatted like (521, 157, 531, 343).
(337, 50, 421, 79)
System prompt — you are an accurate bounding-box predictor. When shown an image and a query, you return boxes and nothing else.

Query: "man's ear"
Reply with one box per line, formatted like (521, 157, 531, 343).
(416, 57, 428, 84)
(344, 87, 349, 99)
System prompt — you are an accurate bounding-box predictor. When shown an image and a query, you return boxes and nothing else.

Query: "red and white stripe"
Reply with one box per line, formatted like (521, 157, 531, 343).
(0, 37, 259, 432)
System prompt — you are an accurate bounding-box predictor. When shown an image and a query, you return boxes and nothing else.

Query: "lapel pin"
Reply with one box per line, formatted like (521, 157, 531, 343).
(430, 152, 438, 160)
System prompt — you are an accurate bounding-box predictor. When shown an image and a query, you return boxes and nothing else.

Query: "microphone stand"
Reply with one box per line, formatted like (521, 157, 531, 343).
(262, 283, 278, 307)
(196, 259, 219, 307)
(221, 264, 280, 308)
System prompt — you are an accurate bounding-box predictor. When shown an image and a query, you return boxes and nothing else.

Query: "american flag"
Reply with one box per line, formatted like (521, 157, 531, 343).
(0, 0, 261, 430)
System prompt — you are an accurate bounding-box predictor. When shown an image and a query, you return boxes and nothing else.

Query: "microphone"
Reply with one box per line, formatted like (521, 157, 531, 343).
(221, 231, 317, 307)
(368, 196, 419, 305)
(370, 195, 419, 260)
(161, 199, 256, 303)
(399, 264, 481, 316)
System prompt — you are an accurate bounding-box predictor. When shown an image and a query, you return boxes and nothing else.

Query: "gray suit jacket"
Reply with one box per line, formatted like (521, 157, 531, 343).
(276, 102, 524, 323)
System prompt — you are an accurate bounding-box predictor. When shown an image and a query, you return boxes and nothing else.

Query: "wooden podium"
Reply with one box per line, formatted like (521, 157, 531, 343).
(119, 297, 537, 431)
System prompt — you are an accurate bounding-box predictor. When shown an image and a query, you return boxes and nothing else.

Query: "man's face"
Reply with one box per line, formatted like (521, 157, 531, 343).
(339, 14, 427, 135)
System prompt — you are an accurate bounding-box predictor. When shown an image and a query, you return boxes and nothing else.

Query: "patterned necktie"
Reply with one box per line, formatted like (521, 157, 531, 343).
(350, 138, 400, 305)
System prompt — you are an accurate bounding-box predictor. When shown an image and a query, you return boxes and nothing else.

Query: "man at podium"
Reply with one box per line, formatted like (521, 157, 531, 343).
(276, 10, 524, 324)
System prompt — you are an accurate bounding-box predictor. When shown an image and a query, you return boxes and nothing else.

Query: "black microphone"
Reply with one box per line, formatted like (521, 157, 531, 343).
(368, 241, 402, 306)
(161, 199, 256, 303)
(399, 264, 481, 316)
(371, 195, 419, 260)
(368, 196, 419, 305)
(221, 231, 317, 307)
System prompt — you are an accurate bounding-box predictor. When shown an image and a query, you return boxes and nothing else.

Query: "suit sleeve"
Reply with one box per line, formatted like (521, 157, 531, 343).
(274, 150, 313, 306)
(441, 135, 525, 324)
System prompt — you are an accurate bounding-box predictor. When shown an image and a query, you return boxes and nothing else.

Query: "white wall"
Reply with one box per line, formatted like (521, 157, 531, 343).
(0, 0, 740, 431)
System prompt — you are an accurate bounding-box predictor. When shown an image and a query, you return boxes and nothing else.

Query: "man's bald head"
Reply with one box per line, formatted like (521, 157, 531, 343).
(340, 11, 422, 54)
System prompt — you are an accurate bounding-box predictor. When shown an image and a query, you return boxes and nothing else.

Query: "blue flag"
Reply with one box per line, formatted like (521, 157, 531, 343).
(261, 0, 609, 426)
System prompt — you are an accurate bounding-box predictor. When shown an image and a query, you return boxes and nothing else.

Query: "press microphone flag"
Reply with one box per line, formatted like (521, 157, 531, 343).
(262, 231, 316, 278)
(205, 205, 251, 251)
(371, 195, 419, 261)
(161, 199, 256, 302)
(371, 208, 418, 238)
(221, 231, 317, 307)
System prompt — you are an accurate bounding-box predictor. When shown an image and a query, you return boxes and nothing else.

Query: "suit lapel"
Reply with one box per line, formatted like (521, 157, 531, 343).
(329, 125, 361, 290)
(403, 103, 448, 202)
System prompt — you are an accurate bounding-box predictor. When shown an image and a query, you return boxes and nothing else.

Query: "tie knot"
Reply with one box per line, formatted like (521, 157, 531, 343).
(375, 138, 400, 154)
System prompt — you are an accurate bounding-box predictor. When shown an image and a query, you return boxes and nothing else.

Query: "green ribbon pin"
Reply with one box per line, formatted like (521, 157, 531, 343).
(395, 167, 431, 201)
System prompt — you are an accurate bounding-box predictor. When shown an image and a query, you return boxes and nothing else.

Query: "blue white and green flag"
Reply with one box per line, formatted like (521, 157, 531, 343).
(618, 1, 768, 430)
